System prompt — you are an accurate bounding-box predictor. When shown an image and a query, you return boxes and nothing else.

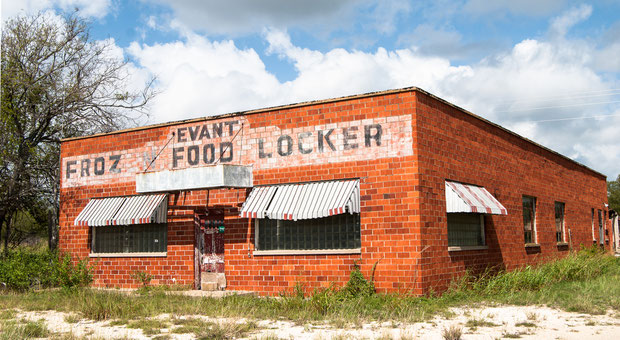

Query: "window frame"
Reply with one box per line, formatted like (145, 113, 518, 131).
(554, 202, 565, 243)
(253, 213, 362, 256)
(90, 223, 168, 258)
(522, 196, 537, 245)
(446, 213, 486, 250)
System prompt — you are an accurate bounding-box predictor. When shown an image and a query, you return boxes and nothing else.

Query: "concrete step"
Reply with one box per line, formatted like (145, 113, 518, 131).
(201, 272, 226, 291)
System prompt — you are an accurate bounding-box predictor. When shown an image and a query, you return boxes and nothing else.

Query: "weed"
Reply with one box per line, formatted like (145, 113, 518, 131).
(502, 331, 522, 338)
(525, 311, 538, 321)
(515, 321, 536, 327)
(441, 324, 463, 340)
(466, 317, 499, 329)
(63, 313, 81, 323)
(585, 319, 596, 326)
(171, 317, 212, 334)
(108, 319, 128, 326)
(151, 335, 172, 340)
(194, 321, 258, 340)
(126, 318, 171, 335)
(0, 309, 16, 320)
(131, 270, 153, 288)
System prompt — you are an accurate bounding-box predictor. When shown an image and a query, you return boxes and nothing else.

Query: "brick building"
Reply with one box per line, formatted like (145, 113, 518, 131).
(59, 87, 611, 295)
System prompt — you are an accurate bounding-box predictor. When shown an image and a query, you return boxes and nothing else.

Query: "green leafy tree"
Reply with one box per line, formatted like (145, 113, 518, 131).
(1, 12, 155, 251)
(608, 174, 620, 213)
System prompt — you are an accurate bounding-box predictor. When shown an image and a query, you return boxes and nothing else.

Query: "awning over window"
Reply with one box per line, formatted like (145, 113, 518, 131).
(240, 179, 360, 220)
(445, 181, 507, 215)
(74, 194, 168, 226)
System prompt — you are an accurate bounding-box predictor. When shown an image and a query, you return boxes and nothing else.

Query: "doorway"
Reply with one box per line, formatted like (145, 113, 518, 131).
(194, 210, 226, 290)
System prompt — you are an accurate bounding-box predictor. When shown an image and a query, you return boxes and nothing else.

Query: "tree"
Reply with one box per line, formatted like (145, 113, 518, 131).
(1, 12, 155, 251)
(609, 174, 620, 213)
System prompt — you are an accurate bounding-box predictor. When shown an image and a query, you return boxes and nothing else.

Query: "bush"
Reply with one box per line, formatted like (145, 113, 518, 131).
(0, 250, 93, 290)
(340, 262, 375, 298)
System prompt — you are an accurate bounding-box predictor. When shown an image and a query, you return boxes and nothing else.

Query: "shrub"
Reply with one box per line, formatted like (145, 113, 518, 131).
(0, 250, 93, 290)
(340, 262, 375, 298)
(54, 252, 94, 288)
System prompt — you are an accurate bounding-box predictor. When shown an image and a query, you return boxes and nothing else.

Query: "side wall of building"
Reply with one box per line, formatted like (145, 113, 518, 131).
(412, 91, 610, 294)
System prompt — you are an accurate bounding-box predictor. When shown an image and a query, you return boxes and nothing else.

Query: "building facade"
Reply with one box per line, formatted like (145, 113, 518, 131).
(59, 88, 611, 295)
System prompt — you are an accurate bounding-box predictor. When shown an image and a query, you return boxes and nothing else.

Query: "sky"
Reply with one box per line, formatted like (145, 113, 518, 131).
(2, 0, 620, 180)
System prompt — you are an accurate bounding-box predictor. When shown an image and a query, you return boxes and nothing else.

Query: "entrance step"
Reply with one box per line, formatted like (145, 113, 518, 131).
(201, 272, 226, 291)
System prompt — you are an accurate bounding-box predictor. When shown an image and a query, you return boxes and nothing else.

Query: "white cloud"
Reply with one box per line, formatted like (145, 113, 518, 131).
(549, 4, 592, 38)
(1, 0, 112, 20)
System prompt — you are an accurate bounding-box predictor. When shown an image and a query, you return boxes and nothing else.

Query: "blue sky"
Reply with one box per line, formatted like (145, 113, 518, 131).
(3, 0, 620, 179)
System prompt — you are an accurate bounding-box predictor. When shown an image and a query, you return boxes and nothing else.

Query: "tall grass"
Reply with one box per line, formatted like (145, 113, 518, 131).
(460, 247, 618, 295)
(0, 248, 618, 323)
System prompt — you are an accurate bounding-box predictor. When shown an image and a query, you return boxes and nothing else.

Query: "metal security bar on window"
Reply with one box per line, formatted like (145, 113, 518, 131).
(447, 213, 484, 247)
(257, 213, 361, 251)
(93, 223, 167, 253)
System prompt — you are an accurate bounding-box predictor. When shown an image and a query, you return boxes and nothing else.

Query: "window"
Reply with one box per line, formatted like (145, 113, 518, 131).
(592, 208, 596, 240)
(256, 213, 360, 251)
(522, 196, 536, 244)
(598, 210, 604, 245)
(92, 224, 167, 254)
(555, 202, 565, 243)
(447, 213, 484, 247)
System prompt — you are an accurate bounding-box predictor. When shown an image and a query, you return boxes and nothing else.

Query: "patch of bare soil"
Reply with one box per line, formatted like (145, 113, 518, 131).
(7, 305, 620, 339)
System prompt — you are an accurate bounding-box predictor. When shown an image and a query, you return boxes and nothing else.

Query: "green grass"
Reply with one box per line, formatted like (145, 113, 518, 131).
(465, 317, 499, 328)
(126, 318, 171, 335)
(0, 319, 49, 339)
(0, 248, 618, 326)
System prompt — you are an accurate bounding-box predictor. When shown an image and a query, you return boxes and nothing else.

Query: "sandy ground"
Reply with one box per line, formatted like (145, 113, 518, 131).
(6, 304, 620, 339)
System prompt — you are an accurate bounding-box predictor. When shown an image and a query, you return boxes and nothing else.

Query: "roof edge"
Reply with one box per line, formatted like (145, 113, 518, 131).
(61, 87, 419, 142)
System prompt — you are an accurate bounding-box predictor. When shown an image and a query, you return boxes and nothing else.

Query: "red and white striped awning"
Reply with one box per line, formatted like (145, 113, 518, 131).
(240, 179, 360, 220)
(74, 194, 168, 226)
(445, 181, 507, 215)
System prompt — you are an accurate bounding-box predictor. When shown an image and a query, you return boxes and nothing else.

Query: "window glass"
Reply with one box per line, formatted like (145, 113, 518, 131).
(447, 213, 484, 247)
(555, 202, 565, 242)
(93, 224, 167, 253)
(256, 214, 360, 251)
(592, 208, 595, 240)
(598, 210, 604, 245)
(522, 196, 536, 244)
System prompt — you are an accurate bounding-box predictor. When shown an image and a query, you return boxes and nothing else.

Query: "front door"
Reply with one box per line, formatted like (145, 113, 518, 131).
(195, 211, 226, 290)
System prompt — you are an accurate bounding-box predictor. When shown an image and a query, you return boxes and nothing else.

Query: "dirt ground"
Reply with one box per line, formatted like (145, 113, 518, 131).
(8, 304, 620, 339)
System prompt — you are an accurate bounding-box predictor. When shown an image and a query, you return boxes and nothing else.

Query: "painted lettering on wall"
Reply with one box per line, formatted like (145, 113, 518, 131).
(62, 115, 413, 186)
(65, 155, 121, 179)
(256, 124, 382, 160)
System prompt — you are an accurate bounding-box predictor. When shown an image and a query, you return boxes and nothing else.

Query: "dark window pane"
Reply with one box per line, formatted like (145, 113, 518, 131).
(92, 224, 167, 253)
(447, 213, 483, 247)
(256, 214, 361, 250)
(555, 202, 564, 242)
(522, 196, 536, 243)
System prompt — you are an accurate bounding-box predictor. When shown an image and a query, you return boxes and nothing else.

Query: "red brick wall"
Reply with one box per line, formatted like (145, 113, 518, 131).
(59, 91, 422, 294)
(412, 91, 609, 294)
(59, 88, 608, 295)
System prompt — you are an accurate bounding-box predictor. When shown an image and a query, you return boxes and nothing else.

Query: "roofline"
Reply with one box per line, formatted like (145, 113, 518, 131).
(61, 86, 606, 179)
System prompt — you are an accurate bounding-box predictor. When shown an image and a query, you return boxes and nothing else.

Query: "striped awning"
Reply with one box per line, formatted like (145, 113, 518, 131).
(240, 179, 360, 220)
(74, 194, 168, 226)
(445, 181, 507, 215)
